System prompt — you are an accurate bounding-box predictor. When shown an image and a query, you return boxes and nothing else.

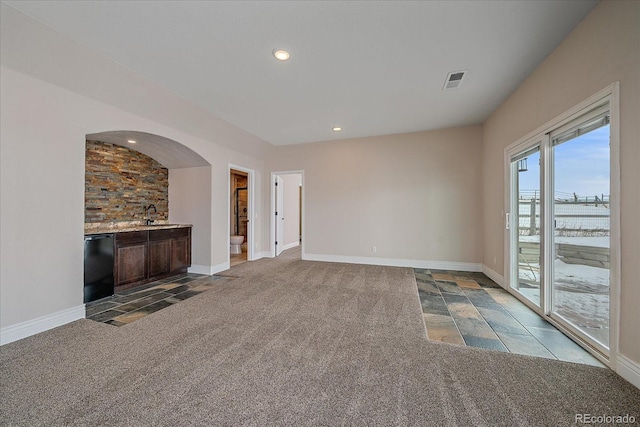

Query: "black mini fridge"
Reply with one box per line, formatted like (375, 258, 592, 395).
(83, 234, 115, 303)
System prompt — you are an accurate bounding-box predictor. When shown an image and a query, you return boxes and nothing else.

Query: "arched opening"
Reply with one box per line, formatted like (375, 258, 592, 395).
(83, 130, 214, 308)
(86, 130, 209, 169)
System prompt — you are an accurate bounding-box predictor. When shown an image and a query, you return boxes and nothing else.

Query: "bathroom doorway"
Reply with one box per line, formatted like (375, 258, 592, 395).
(271, 171, 303, 258)
(229, 166, 253, 267)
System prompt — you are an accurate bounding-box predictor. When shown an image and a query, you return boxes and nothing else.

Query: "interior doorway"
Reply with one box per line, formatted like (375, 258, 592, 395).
(271, 171, 303, 257)
(229, 165, 254, 266)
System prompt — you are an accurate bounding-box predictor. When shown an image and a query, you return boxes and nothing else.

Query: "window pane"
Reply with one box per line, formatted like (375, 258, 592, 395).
(511, 146, 541, 308)
(552, 124, 610, 351)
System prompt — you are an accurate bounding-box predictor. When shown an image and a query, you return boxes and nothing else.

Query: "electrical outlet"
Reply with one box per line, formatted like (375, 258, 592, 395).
(372, 246, 377, 253)
(493, 256, 497, 265)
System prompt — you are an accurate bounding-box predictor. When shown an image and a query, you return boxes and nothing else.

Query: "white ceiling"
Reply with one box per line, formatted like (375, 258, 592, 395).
(6, 1, 598, 146)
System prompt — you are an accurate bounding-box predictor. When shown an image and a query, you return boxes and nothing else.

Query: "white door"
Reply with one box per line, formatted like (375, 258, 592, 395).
(275, 176, 284, 256)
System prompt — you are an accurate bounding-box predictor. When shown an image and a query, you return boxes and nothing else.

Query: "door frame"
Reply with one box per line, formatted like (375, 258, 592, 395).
(503, 82, 620, 367)
(506, 137, 547, 310)
(275, 175, 284, 257)
(229, 164, 255, 262)
(270, 170, 305, 258)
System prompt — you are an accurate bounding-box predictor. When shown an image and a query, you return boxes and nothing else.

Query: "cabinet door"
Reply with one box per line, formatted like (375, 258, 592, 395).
(116, 243, 147, 285)
(171, 236, 191, 271)
(148, 239, 171, 277)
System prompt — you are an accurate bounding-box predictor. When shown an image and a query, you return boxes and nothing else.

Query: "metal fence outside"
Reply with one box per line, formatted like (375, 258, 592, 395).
(518, 191, 610, 237)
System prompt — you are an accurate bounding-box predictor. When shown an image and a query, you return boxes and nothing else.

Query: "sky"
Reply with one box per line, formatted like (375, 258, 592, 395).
(518, 125, 610, 198)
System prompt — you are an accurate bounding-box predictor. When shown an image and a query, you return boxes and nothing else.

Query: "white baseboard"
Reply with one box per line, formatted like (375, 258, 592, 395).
(189, 261, 230, 275)
(617, 354, 640, 390)
(481, 264, 506, 288)
(252, 251, 271, 260)
(188, 264, 215, 275)
(282, 241, 300, 251)
(303, 253, 481, 272)
(0, 305, 86, 346)
(193, 254, 272, 274)
(212, 261, 230, 275)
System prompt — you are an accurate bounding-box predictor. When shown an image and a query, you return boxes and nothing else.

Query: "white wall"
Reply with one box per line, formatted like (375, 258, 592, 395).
(169, 166, 212, 270)
(0, 66, 269, 336)
(482, 1, 640, 373)
(1, 67, 86, 332)
(268, 126, 484, 268)
(0, 5, 272, 339)
(281, 174, 301, 249)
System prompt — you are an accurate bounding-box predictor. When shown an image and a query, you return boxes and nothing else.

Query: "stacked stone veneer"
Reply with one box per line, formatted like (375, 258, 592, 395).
(85, 140, 168, 223)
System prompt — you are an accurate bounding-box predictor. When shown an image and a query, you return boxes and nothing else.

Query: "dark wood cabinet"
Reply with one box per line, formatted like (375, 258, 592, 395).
(115, 231, 148, 286)
(148, 239, 171, 277)
(171, 236, 191, 271)
(113, 226, 191, 290)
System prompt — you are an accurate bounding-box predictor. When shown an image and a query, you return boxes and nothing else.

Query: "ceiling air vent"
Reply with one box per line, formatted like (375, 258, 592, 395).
(443, 70, 467, 90)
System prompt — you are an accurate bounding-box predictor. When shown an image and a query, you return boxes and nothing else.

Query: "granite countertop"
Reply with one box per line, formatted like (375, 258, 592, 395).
(84, 222, 192, 235)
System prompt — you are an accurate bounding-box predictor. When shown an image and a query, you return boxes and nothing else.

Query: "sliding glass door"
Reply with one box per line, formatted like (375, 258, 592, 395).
(509, 145, 542, 308)
(507, 97, 612, 358)
(550, 110, 611, 353)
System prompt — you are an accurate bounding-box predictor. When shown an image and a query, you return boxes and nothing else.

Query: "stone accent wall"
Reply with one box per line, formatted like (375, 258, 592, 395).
(85, 140, 168, 223)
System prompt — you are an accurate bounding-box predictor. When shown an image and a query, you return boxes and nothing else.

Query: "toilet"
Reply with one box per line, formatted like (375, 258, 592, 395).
(230, 235, 244, 254)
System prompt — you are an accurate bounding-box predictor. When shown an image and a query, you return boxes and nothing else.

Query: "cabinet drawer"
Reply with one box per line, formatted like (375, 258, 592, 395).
(149, 227, 190, 241)
(115, 230, 148, 244)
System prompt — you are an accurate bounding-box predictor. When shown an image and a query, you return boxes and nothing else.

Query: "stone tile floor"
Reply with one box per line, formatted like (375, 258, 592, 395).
(414, 268, 604, 367)
(86, 273, 235, 326)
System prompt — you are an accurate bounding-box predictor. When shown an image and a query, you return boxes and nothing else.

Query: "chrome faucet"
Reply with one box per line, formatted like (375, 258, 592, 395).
(145, 204, 157, 225)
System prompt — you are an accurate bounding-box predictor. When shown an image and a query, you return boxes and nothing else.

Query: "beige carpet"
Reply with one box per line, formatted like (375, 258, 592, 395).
(1, 248, 638, 426)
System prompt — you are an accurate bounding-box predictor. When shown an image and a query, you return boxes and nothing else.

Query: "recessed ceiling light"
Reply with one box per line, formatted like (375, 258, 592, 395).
(127, 140, 136, 144)
(273, 49, 290, 61)
(332, 127, 342, 132)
